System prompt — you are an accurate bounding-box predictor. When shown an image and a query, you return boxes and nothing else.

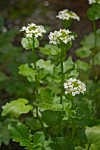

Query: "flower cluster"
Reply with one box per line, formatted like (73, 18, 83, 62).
(20, 23, 46, 38)
(49, 29, 75, 45)
(88, 0, 100, 4)
(64, 78, 86, 96)
(56, 9, 80, 21)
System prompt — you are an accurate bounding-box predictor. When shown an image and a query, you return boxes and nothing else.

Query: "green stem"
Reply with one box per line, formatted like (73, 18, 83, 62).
(60, 48, 64, 104)
(87, 144, 91, 150)
(32, 37, 45, 133)
(58, 48, 64, 136)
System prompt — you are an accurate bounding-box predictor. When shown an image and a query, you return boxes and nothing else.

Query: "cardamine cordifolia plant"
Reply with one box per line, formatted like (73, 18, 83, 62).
(1, 2, 100, 150)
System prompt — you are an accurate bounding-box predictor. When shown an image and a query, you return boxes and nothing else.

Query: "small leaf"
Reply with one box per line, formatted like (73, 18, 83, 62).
(19, 64, 36, 82)
(40, 44, 61, 56)
(21, 38, 33, 50)
(2, 98, 33, 118)
(75, 46, 92, 58)
(36, 59, 54, 74)
(87, 3, 100, 21)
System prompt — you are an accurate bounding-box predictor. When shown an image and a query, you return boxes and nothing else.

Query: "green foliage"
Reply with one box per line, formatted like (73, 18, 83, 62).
(19, 64, 36, 82)
(40, 44, 61, 56)
(0, 120, 10, 147)
(75, 46, 92, 58)
(87, 3, 100, 21)
(80, 29, 100, 48)
(85, 126, 100, 150)
(1, 3, 100, 150)
(9, 121, 52, 150)
(2, 98, 32, 118)
(21, 38, 33, 50)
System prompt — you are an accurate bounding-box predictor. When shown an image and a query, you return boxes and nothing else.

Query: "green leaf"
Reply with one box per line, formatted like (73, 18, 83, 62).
(2, 98, 32, 118)
(87, 3, 100, 21)
(21, 38, 33, 50)
(63, 56, 75, 73)
(63, 19, 72, 28)
(19, 64, 36, 82)
(76, 60, 90, 71)
(38, 103, 62, 111)
(85, 126, 100, 150)
(36, 59, 54, 74)
(75, 46, 92, 58)
(81, 29, 100, 48)
(0, 121, 10, 146)
(94, 52, 100, 65)
(42, 110, 61, 126)
(51, 137, 74, 150)
(40, 44, 61, 56)
(8, 121, 32, 148)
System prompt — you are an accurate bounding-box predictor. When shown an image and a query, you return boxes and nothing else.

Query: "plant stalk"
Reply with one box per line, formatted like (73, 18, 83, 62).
(32, 37, 45, 133)
(58, 47, 64, 136)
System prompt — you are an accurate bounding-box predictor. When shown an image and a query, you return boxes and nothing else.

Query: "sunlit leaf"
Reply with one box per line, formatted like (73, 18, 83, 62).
(2, 98, 33, 118)
(19, 64, 36, 82)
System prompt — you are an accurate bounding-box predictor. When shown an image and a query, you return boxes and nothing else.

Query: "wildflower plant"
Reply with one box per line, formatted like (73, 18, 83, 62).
(56, 9, 80, 28)
(1, 7, 100, 150)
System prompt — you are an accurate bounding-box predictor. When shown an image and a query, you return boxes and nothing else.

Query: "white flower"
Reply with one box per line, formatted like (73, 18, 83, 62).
(20, 23, 46, 38)
(49, 29, 75, 45)
(88, 0, 100, 4)
(56, 9, 80, 21)
(64, 78, 86, 96)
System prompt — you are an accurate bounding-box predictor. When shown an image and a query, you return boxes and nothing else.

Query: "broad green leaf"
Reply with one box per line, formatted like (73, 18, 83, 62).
(76, 60, 90, 71)
(8, 121, 32, 148)
(75, 46, 92, 58)
(40, 44, 61, 56)
(25, 117, 41, 131)
(94, 52, 100, 65)
(42, 110, 61, 126)
(81, 29, 100, 48)
(85, 126, 100, 150)
(19, 64, 36, 82)
(63, 56, 76, 73)
(87, 3, 100, 21)
(38, 103, 62, 111)
(21, 38, 33, 50)
(36, 59, 54, 74)
(2, 98, 32, 118)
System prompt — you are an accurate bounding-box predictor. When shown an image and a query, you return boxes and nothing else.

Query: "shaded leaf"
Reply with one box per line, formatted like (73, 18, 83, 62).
(87, 3, 100, 21)
(75, 46, 92, 58)
(42, 110, 61, 126)
(85, 126, 100, 150)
